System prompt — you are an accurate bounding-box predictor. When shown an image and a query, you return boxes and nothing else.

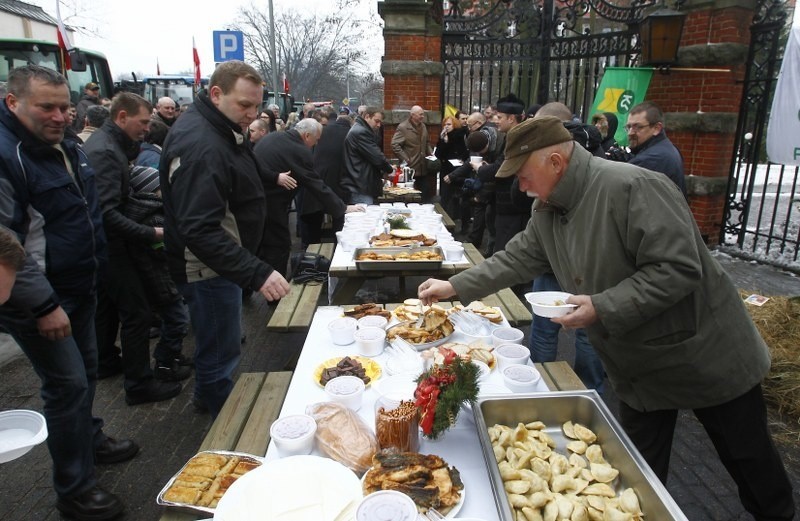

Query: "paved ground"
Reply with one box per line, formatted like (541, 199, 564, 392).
(0, 241, 798, 520)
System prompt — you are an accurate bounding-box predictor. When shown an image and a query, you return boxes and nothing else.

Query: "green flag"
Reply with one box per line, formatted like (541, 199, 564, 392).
(589, 67, 653, 146)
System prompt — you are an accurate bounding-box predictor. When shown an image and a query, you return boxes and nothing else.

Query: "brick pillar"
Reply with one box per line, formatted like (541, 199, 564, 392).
(645, 0, 755, 245)
(378, 0, 443, 155)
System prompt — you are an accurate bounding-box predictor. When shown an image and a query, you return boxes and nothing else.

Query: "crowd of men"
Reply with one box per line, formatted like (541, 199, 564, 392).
(0, 59, 794, 521)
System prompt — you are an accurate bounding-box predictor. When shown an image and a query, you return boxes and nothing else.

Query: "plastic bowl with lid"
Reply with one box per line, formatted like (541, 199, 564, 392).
(356, 490, 418, 521)
(324, 375, 366, 411)
(494, 343, 531, 369)
(328, 317, 358, 346)
(0, 409, 48, 463)
(491, 326, 525, 347)
(502, 364, 542, 392)
(354, 326, 386, 357)
(269, 414, 317, 456)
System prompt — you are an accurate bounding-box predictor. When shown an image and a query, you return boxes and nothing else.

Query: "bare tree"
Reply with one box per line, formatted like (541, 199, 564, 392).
(234, 2, 381, 103)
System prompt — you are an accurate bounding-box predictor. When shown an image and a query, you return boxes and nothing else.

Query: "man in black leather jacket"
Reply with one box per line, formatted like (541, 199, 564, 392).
(342, 107, 393, 204)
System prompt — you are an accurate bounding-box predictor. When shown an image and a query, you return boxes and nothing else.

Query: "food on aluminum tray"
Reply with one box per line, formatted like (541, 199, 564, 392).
(363, 449, 464, 515)
(488, 421, 644, 521)
(160, 451, 261, 509)
(386, 307, 454, 345)
(343, 303, 392, 321)
(357, 249, 443, 261)
(423, 342, 496, 369)
(449, 301, 504, 324)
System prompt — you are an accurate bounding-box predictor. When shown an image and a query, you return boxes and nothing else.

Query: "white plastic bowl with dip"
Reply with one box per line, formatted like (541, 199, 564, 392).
(354, 326, 386, 357)
(269, 414, 317, 456)
(356, 490, 418, 521)
(328, 317, 358, 345)
(502, 364, 542, 392)
(324, 375, 366, 411)
(494, 343, 531, 369)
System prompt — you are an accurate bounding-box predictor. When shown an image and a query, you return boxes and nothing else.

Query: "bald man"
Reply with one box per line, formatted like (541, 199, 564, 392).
(153, 97, 177, 127)
(391, 105, 433, 201)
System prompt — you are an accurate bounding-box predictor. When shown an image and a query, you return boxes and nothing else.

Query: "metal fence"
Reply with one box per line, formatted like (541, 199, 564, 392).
(722, 0, 800, 269)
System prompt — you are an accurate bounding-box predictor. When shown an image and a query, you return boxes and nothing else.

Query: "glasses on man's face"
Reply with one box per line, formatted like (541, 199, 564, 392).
(624, 123, 653, 133)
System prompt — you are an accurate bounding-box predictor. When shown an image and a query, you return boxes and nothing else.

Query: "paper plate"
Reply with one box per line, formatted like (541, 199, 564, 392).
(214, 455, 362, 521)
(313, 356, 381, 387)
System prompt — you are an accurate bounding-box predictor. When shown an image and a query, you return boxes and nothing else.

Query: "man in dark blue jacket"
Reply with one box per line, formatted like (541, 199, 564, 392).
(0, 65, 137, 521)
(625, 101, 686, 195)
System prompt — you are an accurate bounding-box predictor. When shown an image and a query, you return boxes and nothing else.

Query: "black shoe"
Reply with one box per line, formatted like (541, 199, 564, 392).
(56, 486, 124, 521)
(95, 437, 139, 465)
(96, 357, 123, 380)
(154, 360, 191, 382)
(191, 396, 209, 414)
(125, 380, 182, 406)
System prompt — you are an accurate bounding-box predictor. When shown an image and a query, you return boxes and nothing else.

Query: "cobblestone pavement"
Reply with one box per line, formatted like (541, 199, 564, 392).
(0, 251, 798, 520)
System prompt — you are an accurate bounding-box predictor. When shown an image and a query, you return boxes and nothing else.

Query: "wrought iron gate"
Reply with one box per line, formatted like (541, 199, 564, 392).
(722, 0, 799, 268)
(440, 0, 656, 120)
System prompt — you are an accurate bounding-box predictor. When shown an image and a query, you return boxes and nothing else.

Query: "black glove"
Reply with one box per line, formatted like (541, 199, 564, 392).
(605, 146, 632, 163)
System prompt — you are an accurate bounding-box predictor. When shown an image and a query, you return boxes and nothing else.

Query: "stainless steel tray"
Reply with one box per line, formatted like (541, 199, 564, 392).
(156, 449, 264, 515)
(472, 391, 688, 521)
(354, 246, 444, 271)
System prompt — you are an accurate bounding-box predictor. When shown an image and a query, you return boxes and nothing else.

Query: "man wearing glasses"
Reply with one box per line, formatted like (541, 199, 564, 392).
(623, 101, 685, 195)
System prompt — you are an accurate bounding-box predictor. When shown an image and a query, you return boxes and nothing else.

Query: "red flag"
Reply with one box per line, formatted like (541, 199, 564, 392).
(283, 73, 290, 94)
(192, 37, 201, 86)
(156, 57, 161, 76)
(55, 0, 72, 70)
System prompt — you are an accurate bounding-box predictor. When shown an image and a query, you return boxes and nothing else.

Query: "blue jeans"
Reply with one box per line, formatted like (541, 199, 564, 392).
(153, 297, 190, 363)
(0, 294, 104, 498)
(349, 193, 374, 205)
(530, 273, 605, 394)
(178, 277, 242, 418)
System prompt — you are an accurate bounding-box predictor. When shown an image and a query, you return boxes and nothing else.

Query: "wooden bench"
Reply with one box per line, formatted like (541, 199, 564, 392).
(159, 371, 293, 521)
(535, 361, 587, 391)
(266, 243, 334, 332)
(462, 244, 533, 326)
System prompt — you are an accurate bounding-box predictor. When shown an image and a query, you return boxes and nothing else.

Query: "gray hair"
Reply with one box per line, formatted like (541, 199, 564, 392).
(86, 105, 110, 128)
(294, 117, 322, 136)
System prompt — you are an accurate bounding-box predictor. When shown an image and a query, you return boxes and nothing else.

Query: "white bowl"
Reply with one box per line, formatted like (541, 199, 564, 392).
(324, 375, 365, 411)
(0, 409, 48, 463)
(491, 326, 525, 347)
(357, 315, 388, 330)
(502, 364, 542, 392)
(524, 291, 578, 318)
(471, 360, 490, 382)
(328, 317, 358, 345)
(374, 374, 418, 401)
(354, 326, 386, 357)
(443, 244, 465, 262)
(494, 343, 531, 369)
(356, 490, 419, 521)
(269, 414, 317, 456)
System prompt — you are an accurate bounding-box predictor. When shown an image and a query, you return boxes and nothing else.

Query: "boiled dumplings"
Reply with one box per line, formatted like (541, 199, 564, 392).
(488, 421, 644, 521)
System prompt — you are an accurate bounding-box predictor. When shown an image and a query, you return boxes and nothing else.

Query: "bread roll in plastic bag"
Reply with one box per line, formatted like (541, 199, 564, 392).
(305, 402, 378, 475)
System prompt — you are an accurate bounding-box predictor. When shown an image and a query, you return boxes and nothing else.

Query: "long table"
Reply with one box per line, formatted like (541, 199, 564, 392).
(264, 305, 585, 520)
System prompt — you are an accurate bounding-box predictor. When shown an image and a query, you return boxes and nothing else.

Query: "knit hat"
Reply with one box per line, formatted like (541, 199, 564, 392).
(496, 116, 573, 178)
(467, 131, 489, 153)
(129, 166, 160, 194)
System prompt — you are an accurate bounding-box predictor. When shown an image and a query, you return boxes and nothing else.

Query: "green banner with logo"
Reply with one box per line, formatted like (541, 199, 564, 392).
(589, 67, 653, 146)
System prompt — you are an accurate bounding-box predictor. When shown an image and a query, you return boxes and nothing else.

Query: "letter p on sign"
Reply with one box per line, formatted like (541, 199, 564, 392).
(213, 31, 244, 63)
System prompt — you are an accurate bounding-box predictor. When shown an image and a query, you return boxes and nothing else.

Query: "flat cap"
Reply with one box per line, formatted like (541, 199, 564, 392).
(496, 116, 573, 178)
(496, 93, 525, 116)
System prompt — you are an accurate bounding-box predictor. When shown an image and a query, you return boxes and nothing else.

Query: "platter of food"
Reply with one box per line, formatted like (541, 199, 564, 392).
(313, 356, 381, 387)
(362, 450, 465, 518)
(354, 246, 444, 270)
(342, 303, 392, 321)
(156, 450, 263, 514)
(385, 307, 454, 350)
(423, 342, 496, 369)
(369, 231, 437, 248)
(213, 455, 363, 521)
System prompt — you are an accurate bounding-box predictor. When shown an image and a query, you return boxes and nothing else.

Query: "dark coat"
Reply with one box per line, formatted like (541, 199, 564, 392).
(159, 92, 274, 290)
(629, 132, 686, 195)
(0, 100, 106, 313)
(435, 127, 469, 177)
(83, 120, 156, 253)
(600, 112, 619, 152)
(74, 93, 100, 131)
(343, 116, 393, 200)
(305, 117, 351, 216)
(254, 129, 346, 257)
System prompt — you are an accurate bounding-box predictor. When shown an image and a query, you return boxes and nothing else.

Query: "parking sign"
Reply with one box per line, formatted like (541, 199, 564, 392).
(213, 31, 244, 63)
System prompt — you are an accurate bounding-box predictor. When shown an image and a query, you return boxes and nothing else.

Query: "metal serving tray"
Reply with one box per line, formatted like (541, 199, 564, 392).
(472, 391, 689, 521)
(354, 246, 444, 271)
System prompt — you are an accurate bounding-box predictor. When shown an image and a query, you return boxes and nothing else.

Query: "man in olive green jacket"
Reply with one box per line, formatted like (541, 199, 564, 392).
(419, 117, 794, 521)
